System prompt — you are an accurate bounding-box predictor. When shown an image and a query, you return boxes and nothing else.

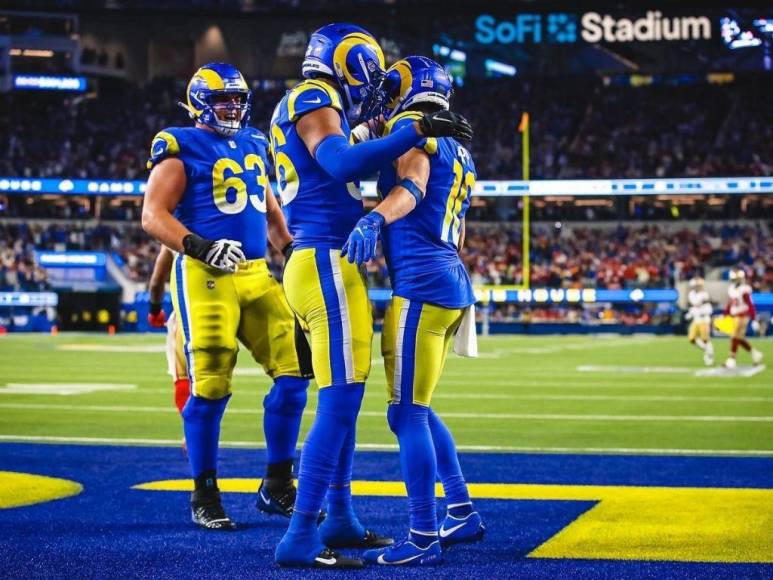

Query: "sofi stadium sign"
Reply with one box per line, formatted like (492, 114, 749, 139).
(475, 11, 712, 45)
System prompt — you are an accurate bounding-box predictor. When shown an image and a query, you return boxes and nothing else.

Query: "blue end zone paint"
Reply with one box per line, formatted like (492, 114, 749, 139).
(1, 443, 772, 579)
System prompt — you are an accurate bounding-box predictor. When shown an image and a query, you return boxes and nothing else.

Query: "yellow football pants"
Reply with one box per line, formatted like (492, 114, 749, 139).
(382, 296, 464, 406)
(283, 248, 372, 388)
(170, 255, 303, 399)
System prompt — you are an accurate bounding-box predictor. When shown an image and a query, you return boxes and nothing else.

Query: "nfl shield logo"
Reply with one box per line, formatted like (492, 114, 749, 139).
(207, 280, 215, 290)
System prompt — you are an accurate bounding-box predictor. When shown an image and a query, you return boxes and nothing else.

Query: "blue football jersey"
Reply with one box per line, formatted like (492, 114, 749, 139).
(269, 79, 363, 249)
(378, 111, 476, 309)
(147, 126, 271, 260)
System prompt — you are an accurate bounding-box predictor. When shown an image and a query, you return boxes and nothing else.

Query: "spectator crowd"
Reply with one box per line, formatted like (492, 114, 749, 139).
(1, 76, 772, 181)
(2, 221, 769, 293)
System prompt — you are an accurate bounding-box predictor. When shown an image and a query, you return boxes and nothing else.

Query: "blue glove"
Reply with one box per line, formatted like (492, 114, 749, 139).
(341, 212, 386, 265)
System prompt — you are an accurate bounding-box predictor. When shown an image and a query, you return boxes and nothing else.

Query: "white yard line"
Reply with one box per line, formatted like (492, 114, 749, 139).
(1, 403, 770, 422)
(22, 388, 770, 403)
(0, 434, 771, 457)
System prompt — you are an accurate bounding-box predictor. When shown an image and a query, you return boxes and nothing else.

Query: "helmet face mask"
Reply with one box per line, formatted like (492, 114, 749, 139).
(183, 63, 252, 137)
(380, 56, 453, 120)
(302, 23, 386, 124)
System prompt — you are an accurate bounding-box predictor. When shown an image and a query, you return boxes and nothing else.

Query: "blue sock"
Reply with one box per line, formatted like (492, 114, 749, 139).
(263, 375, 309, 465)
(319, 426, 367, 542)
(182, 394, 229, 478)
(428, 408, 472, 516)
(326, 426, 359, 519)
(388, 403, 438, 535)
(409, 529, 438, 549)
(286, 383, 364, 538)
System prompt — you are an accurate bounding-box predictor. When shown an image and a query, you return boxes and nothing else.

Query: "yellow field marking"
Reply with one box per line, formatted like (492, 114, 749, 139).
(133, 478, 773, 563)
(0, 471, 82, 508)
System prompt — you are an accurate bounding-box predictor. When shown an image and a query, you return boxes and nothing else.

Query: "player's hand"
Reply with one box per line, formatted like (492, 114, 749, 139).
(684, 311, 693, 320)
(341, 211, 385, 265)
(147, 303, 167, 328)
(418, 110, 473, 141)
(183, 233, 245, 273)
(351, 115, 385, 143)
(751, 320, 761, 335)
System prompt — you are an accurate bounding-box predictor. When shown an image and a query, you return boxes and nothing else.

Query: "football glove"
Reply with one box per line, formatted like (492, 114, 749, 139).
(419, 110, 473, 141)
(183, 234, 245, 273)
(751, 319, 761, 335)
(341, 212, 385, 265)
(147, 302, 167, 328)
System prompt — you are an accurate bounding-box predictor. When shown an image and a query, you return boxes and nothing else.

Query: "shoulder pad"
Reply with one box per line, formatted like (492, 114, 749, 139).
(147, 129, 182, 170)
(384, 111, 436, 155)
(287, 80, 343, 122)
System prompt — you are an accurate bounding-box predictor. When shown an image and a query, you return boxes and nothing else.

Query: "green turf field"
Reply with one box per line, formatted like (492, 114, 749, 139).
(0, 333, 771, 455)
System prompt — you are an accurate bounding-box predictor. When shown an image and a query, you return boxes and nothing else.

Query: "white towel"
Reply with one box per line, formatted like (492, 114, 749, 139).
(453, 304, 478, 358)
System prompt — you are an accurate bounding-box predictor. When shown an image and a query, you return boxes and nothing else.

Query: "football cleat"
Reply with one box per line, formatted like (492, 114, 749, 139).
(724, 357, 737, 369)
(703, 351, 714, 366)
(439, 511, 486, 547)
(752, 349, 764, 365)
(363, 537, 443, 567)
(256, 480, 326, 523)
(320, 524, 394, 549)
(277, 546, 363, 569)
(191, 490, 236, 531)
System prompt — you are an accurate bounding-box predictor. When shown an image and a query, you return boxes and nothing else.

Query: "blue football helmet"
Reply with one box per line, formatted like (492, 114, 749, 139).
(181, 63, 251, 137)
(380, 56, 453, 120)
(302, 23, 386, 123)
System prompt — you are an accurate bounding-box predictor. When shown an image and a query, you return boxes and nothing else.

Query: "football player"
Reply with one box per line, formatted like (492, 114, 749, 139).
(685, 277, 714, 366)
(723, 269, 763, 368)
(342, 56, 484, 566)
(146, 246, 191, 414)
(270, 25, 472, 569)
(142, 63, 314, 532)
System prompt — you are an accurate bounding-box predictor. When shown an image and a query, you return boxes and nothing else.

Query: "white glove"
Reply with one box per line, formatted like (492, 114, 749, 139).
(204, 239, 246, 272)
(751, 320, 761, 335)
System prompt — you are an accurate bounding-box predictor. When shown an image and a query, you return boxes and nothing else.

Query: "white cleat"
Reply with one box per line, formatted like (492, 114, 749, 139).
(751, 349, 764, 366)
(703, 352, 714, 367)
(724, 357, 737, 369)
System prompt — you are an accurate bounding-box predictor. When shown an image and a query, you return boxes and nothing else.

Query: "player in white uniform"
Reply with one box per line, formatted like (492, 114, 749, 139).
(685, 278, 714, 366)
(723, 269, 763, 369)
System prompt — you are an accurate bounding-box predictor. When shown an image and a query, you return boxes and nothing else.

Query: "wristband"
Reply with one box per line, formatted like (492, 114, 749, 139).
(182, 233, 210, 260)
(398, 178, 424, 205)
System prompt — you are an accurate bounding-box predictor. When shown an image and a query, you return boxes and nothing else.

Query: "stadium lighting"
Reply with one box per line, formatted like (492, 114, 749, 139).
(9, 48, 55, 57)
(485, 59, 517, 76)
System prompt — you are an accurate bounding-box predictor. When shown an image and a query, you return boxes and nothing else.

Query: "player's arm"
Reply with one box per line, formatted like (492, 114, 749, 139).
(142, 158, 189, 252)
(458, 218, 466, 252)
(296, 106, 471, 183)
(265, 182, 293, 255)
(341, 147, 430, 265)
(147, 245, 174, 327)
(142, 158, 245, 273)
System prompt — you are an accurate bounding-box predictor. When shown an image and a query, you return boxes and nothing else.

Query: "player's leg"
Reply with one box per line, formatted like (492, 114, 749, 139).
(166, 310, 191, 414)
(233, 261, 311, 516)
(171, 254, 239, 530)
(275, 249, 380, 567)
(688, 321, 706, 350)
(317, 253, 388, 548)
(699, 322, 714, 366)
(731, 315, 765, 364)
(429, 409, 485, 546)
(726, 316, 749, 368)
(365, 298, 463, 566)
